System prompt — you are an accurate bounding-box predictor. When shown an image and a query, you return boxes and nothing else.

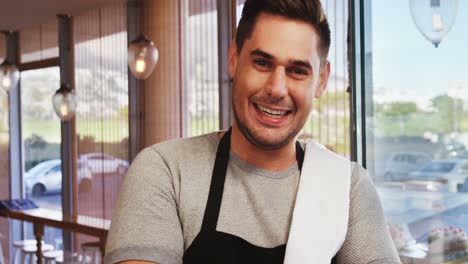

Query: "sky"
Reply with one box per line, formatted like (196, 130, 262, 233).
(371, 0, 468, 104)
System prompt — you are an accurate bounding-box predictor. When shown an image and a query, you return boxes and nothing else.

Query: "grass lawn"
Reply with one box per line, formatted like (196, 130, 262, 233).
(22, 119, 129, 143)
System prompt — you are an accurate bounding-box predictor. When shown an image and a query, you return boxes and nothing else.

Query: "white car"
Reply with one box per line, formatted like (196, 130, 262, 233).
(25, 159, 93, 197)
(408, 159, 468, 192)
(383, 152, 431, 181)
(77, 153, 129, 175)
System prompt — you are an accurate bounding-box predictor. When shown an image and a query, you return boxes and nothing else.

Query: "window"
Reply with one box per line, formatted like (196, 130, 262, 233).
(186, 0, 220, 136)
(73, 1, 129, 248)
(20, 66, 63, 249)
(362, 0, 468, 261)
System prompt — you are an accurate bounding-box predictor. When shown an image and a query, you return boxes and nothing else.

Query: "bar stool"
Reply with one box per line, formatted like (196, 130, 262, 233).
(55, 251, 80, 264)
(81, 242, 101, 264)
(0, 235, 5, 264)
(13, 240, 40, 264)
(43, 250, 63, 264)
(21, 244, 54, 264)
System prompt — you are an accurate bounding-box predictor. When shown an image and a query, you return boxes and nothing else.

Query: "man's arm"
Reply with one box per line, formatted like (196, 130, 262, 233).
(335, 164, 402, 264)
(104, 147, 184, 264)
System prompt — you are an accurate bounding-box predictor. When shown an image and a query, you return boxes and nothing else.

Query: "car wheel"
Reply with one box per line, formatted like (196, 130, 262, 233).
(78, 178, 92, 193)
(117, 165, 126, 175)
(384, 172, 394, 182)
(32, 184, 46, 197)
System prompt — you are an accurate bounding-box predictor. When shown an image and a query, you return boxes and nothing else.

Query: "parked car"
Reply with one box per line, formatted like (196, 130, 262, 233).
(77, 153, 129, 175)
(383, 152, 431, 181)
(25, 159, 93, 197)
(407, 159, 468, 192)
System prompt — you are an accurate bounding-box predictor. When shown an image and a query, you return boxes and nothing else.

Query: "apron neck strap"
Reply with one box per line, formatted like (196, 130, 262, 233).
(201, 128, 305, 232)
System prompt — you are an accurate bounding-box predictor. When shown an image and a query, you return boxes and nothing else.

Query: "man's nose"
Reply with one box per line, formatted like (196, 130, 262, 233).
(266, 66, 287, 98)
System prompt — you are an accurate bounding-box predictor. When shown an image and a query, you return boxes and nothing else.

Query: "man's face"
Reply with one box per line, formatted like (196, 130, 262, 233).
(229, 12, 330, 150)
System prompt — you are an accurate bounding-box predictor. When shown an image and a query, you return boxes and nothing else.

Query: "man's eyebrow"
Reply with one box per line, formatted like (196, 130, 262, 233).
(250, 49, 274, 59)
(289, 60, 312, 71)
(250, 49, 312, 71)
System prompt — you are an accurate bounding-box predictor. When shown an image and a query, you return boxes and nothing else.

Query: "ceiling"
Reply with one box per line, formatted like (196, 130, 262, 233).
(0, 0, 120, 31)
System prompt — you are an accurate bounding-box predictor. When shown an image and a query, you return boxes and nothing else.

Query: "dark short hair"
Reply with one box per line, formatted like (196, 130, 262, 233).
(236, 0, 331, 61)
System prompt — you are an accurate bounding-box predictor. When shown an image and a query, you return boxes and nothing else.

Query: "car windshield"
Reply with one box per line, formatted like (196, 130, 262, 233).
(25, 162, 53, 176)
(421, 162, 456, 173)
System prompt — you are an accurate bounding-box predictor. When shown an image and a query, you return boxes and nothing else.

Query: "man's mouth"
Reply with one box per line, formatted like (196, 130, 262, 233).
(254, 103, 291, 118)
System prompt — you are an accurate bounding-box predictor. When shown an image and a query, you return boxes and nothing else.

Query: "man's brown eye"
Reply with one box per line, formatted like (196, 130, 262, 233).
(287, 67, 309, 79)
(253, 59, 271, 68)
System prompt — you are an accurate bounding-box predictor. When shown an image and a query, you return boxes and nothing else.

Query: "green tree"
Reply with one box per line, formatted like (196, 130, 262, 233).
(382, 102, 419, 117)
(431, 94, 463, 133)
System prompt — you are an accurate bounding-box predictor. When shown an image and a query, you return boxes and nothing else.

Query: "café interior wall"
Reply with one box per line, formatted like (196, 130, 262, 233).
(141, 0, 186, 147)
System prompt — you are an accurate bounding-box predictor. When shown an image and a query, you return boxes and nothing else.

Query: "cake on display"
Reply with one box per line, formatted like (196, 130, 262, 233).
(428, 226, 468, 255)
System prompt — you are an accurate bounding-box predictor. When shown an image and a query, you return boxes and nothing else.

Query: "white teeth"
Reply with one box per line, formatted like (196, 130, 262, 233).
(257, 105, 288, 117)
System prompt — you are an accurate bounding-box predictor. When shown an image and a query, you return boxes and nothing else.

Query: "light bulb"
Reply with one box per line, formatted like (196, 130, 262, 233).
(2, 76, 11, 88)
(135, 59, 146, 73)
(128, 34, 159, 79)
(431, 1, 444, 32)
(52, 84, 77, 121)
(410, 0, 459, 48)
(0, 61, 20, 91)
(60, 104, 69, 117)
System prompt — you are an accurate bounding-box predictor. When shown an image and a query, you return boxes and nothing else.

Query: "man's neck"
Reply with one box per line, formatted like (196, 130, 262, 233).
(229, 125, 297, 171)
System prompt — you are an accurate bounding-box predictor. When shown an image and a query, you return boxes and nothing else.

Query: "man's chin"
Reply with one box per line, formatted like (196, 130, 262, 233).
(244, 131, 293, 150)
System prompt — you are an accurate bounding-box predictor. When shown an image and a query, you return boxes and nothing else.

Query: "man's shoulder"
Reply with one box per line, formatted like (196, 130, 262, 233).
(139, 132, 220, 163)
(150, 131, 218, 150)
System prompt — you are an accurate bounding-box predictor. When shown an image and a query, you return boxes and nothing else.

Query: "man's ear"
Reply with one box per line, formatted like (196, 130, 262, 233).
(314, 60, 330, 98)
(228, 41, 238, 79)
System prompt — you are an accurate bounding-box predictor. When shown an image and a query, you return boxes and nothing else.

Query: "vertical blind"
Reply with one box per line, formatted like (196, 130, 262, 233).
(301, 0, 350, 157)
(186, 0, 219, 136)
(141, 0, 184, 144)
(19, 20, 59, 63)
(73, 1, 128, 221)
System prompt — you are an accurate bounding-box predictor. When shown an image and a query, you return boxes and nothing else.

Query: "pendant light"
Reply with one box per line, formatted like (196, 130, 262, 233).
(0, 60, 20, 91)
(128, 34, 158, 79)
(52, 83, 77, 121)
(409, 0, 459, 47)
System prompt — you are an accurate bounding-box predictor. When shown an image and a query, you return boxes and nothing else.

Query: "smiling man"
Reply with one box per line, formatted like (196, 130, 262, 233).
(104, 1, 401, 264)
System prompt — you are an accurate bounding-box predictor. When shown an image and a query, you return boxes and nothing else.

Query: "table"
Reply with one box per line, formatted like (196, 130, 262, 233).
(0, 207, 110, 264)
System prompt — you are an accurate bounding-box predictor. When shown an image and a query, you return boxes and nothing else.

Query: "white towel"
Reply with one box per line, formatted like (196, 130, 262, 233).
(284, 141, 351, 264)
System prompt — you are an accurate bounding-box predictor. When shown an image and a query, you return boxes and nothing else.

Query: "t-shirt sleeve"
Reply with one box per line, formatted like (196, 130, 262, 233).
(335, 164, 402, 264)
(104, 147, 183, 264)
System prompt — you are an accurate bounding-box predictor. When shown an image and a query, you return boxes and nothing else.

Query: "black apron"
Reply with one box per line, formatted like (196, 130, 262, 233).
(183, 128, 306, 264)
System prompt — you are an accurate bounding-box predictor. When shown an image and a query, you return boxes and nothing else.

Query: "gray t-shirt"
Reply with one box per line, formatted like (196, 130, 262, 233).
(104, 132, 401, 264)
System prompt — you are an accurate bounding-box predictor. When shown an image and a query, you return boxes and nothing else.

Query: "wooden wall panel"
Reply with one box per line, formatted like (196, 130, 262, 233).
(19, 20, 58, 63)
(142, 0, 184, 146)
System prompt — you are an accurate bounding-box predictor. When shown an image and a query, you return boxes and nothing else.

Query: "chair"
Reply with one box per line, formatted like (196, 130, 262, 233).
(55, 251, 80, 264)
(81, 241, 101, 264)
(43, 250, 63, 264)
(0, 234, 5, 264)
(13, 239, 38, 264)
(21, 243, 54, 264)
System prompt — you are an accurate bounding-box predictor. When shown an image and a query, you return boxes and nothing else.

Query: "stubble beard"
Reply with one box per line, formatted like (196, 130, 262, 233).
(232, 92, 304, 151)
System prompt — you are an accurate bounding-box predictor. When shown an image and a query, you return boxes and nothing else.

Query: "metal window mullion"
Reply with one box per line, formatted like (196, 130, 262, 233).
(57, 14, 75, 252)
(127, 0, 142, 162)
(217, 0, 233, 130)
(349, 0, 366, 165)
(6, 30, 23, 263)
